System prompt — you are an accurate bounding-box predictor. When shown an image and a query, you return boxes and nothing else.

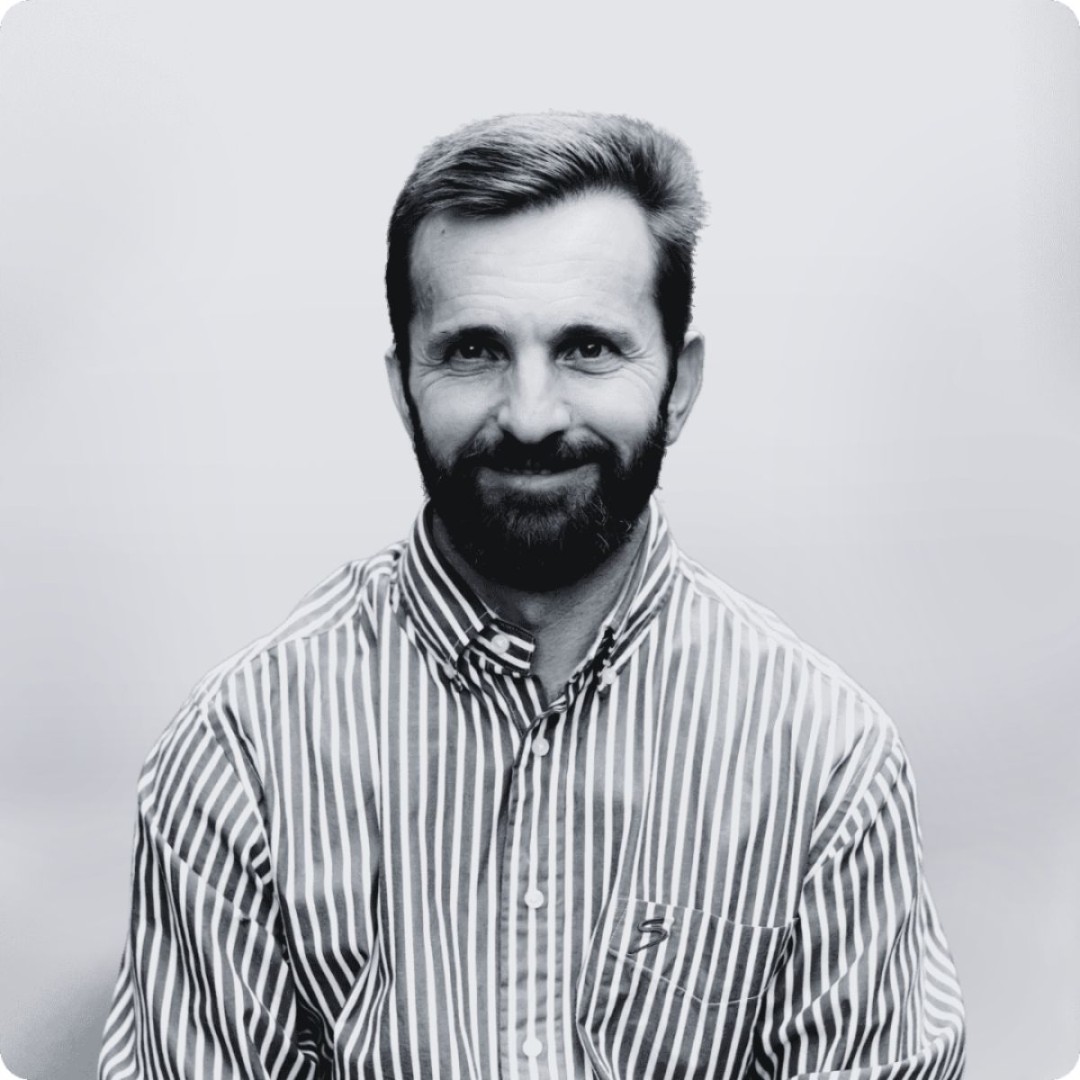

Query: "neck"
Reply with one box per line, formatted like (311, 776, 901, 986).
(430, 510, 649, 696)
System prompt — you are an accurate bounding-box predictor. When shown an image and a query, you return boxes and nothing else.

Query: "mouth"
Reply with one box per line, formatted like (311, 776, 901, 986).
(478, 463, 596, 487)
(498, 467, 571, 475)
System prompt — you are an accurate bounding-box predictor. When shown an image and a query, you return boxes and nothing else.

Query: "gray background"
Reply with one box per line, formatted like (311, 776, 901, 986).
(1, 1, 1078, 1078)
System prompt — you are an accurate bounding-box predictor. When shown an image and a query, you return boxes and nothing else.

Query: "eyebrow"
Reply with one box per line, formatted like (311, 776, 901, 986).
(424, 324, 506, 355)
(551, 322, 640, 354)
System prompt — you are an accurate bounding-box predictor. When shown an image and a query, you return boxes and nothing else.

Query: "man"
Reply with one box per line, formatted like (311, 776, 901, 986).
(99, 113, 966, 1079)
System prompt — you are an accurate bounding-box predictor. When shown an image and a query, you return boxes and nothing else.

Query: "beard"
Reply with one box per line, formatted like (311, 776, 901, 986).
(405, 398, 669, 593)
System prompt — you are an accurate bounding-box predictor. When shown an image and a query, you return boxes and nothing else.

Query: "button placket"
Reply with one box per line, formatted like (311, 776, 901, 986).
(522, 715, 555, 1076)
(498, 754, 529, 1080)
(499, 718, 554, 1079)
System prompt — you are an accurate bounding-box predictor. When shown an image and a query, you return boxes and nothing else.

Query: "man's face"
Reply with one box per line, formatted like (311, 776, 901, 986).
(388, 190, 701, 592)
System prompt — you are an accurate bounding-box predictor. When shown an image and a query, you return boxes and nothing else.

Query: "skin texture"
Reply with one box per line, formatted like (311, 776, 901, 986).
(386, 190, 704, 697)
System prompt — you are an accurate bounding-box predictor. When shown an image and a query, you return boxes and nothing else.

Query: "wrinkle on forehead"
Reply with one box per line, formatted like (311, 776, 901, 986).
(408, 191, 660, 328)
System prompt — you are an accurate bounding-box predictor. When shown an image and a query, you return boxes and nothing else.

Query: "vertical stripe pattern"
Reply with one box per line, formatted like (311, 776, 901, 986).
(99, 498, 966, 1079)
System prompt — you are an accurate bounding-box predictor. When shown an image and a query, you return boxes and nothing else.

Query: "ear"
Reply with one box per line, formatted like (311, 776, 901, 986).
(385, 344, 413, 437)
(664, 329, 704, 445)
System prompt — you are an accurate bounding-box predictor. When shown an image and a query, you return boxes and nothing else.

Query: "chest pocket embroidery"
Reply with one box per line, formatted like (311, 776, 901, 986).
(626, 916, 670, 955)
(576, 896, 790, 1079)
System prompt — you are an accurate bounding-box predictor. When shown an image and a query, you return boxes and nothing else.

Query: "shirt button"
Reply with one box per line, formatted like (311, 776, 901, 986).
(491, 633, 510, 654)
(522, 1036, 542, 1058)
(524, 888, 544, 909)
(533, 737, 550, 757)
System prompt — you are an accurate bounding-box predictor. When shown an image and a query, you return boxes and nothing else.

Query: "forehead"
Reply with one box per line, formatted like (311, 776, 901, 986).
(408, 191, 660, 329)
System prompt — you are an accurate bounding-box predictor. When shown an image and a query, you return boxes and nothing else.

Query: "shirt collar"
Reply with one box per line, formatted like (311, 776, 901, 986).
(395, 497, 678, 680)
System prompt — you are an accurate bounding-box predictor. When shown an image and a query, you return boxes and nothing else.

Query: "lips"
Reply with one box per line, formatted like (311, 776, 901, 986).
(495, 466, 575, 475)
(477, 462, 596, 487)
(485, 462, 590, 473)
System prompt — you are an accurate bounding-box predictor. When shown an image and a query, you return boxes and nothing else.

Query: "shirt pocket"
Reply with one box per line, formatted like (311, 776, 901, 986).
(575, 896, 789, 1080)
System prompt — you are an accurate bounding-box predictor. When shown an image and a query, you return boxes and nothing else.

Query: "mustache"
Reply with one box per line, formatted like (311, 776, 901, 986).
(458, 433, 612, 473)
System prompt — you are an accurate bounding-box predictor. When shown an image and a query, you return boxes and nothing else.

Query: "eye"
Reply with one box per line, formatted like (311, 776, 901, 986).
(575, 340, 606, 359)
(565, 337, 620, 368)
(445, 339, 501, 367)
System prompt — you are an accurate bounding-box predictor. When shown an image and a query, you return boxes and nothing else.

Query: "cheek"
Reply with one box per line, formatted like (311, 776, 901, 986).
(411, 380, 497, 457)
(576, 378, 664, 447)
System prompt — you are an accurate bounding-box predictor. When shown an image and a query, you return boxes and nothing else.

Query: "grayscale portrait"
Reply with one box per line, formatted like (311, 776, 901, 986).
(1, 3, 1077, 1080)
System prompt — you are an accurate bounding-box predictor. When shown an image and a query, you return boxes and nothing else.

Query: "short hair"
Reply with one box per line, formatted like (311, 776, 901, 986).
(385, 112, 706, 369)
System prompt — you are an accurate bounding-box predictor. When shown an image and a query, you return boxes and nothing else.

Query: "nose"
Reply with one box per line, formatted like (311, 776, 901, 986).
(495, 354, 571, 444)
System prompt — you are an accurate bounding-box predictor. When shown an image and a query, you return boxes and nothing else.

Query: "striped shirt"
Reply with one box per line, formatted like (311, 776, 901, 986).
(99, 498, 966, 1080)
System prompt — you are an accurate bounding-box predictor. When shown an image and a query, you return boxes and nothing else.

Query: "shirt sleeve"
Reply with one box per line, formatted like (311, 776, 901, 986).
(98, 706, 326, 1080)
(750, 742, 966, 1080)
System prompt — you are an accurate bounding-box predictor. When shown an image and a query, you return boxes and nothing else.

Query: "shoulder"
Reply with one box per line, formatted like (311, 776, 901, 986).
(676, 551, 889, 703)
(190, 542, 402, 708)
(674, 549, 909, 812)
(139, 541, 404, 794)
